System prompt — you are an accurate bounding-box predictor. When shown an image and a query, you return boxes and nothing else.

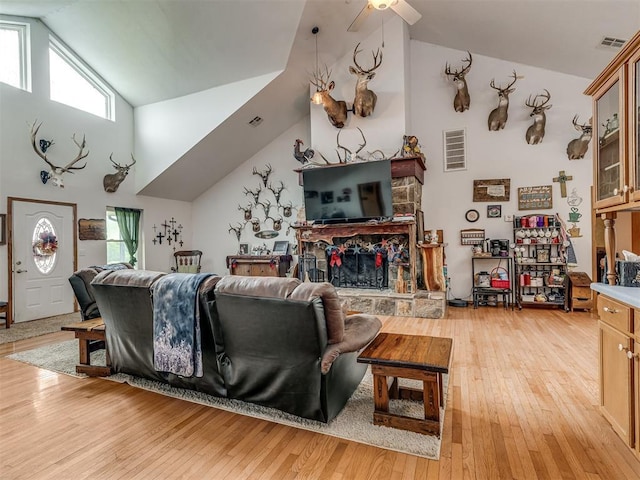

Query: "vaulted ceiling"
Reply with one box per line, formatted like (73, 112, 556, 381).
(1, 0, 638, 201)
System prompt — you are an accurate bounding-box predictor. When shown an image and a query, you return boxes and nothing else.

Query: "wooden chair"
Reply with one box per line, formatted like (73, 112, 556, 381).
(173, 250, 203, 273)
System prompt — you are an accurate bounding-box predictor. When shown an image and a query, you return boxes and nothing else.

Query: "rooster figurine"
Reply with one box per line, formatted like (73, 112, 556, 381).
(293, 139, 315, 165)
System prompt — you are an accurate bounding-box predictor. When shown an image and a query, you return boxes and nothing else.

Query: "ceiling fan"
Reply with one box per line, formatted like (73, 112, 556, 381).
(347, 0, 422, 32)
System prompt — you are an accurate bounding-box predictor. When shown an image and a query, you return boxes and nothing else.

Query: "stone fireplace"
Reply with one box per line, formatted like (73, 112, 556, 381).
(294, 156, 447, 319)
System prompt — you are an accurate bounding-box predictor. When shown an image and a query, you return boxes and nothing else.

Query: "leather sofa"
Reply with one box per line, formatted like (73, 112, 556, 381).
(68, 263, 132, 320)
(91, 270, 382, 422)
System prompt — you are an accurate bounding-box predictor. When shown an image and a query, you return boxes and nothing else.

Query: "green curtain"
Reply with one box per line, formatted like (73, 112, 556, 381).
(114, 207, 141, 267)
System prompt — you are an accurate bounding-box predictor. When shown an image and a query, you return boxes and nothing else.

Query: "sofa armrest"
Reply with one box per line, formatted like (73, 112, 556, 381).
(321, 314, 381, 374)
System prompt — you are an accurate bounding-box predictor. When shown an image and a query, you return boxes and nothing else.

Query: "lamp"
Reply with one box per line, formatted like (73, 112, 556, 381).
(370, 0, 398, 10)
(311, 26, 323, 105)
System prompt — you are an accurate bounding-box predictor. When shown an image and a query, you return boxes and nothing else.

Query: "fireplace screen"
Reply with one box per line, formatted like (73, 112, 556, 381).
(327, 251, 388, 289)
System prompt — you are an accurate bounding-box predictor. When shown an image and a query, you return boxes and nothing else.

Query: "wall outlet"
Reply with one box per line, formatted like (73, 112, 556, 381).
(504, 215, 514, 222)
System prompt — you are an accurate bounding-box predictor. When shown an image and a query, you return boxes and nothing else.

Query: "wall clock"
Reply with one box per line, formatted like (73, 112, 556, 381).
(465, 209, 479, 222)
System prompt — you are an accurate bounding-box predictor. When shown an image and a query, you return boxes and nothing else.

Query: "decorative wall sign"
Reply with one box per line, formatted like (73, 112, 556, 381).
(518, 185, 553, 210)
(473, 178, 510, 202)
(78, 218, 106, 240)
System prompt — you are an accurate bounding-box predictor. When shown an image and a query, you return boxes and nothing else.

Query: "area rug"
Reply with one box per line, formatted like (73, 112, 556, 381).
(7, 340, 447, 459)
(0, 312, 81, 344)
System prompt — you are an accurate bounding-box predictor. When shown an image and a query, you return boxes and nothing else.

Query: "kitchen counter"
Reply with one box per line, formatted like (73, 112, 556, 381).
(591, 283, 640, 309)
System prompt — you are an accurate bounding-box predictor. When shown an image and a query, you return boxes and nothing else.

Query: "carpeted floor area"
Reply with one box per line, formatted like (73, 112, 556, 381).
(0, 312, 81, 344)
(7, 339, 447, 459)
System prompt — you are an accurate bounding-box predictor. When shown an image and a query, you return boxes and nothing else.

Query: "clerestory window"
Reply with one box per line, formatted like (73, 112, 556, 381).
(49, 36, 115, 120)
(0, 21, 30, 91)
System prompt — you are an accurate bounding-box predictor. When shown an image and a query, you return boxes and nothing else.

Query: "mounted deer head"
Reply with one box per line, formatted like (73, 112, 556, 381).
(257, 199, 273, 218)
(238, 204, 253, 221)
(267, 181, 285, 204)
(566, 115, 593, 160)
(252, 164, 273, 186)
(336, 127, 367, 163)
(445, 51, 472, 112)
(30, 120, 89, 188)
(310, 66, 348, 128)
(268, 215, 283, 231)
(525, 89, 552, 145)
(488, 71, 519, 131)
(228, 223, 244, 242)
(349, 43, 382, 118)
(103, 153, 136, 192)
(243, 186, 262, 205)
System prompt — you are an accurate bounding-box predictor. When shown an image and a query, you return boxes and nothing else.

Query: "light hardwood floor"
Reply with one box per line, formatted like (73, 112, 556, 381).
(1, 307, 640, 479)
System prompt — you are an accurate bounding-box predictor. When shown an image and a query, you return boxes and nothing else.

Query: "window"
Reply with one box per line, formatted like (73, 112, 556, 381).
(32, 217, 57, 275)
(106, 207, 129, 264)
(49, 36, 114, 120)
(0, 21, 30, 91)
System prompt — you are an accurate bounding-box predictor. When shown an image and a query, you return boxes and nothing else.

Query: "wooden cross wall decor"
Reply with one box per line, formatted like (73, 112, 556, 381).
(553, 170, 573, 198)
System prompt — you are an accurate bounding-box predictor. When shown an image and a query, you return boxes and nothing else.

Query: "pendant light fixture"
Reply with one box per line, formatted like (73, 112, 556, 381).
(311, 26, 323, 105)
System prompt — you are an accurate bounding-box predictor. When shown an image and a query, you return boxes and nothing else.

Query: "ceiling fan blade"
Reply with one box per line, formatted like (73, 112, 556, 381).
(347, 2, 374, 32)
(390, 0, 422, 25)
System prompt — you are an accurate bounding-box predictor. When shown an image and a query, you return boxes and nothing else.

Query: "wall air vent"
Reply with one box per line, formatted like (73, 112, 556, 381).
(248, 116, 263, 127)
(443, 129, 466, 172)
(599, 36, 626, 49)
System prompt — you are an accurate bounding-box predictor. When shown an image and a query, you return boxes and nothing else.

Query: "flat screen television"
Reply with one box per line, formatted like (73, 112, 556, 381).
(302, 159, 393, 224)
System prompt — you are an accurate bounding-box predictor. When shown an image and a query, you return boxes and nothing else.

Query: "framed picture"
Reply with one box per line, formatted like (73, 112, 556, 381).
(273, 240, 290, 255)
(0, 213, 5, 245)
(78, 218, 106, 240)
(239, 243, 249, 255)
(473, 179, 510, 202)
(537, 249, 550, 263)
(487, 205, 501, 218)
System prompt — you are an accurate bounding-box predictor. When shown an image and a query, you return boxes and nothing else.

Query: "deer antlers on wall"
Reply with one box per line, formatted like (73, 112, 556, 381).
(103, 153, 136, 192)
(336, 127, 367, 163)
(310, 65, 349, 128)
(525, 89, 552, 145)
(488, 71, 519, 131)
(445, 51, 472, 113)
(30, 120, 89, 188)
(566, 115, 592, 160)
(349, 43, 383, 118)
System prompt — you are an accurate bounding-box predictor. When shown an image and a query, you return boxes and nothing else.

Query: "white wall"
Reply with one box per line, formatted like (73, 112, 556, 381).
(191, 119, 308, 275)
(410, 42, 593, 299)
(310, 16, 409, 159)
(0, 17, 194, 303)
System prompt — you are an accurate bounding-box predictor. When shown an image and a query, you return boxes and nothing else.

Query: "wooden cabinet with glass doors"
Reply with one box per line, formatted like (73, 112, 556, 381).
(586, 30, 640, 212)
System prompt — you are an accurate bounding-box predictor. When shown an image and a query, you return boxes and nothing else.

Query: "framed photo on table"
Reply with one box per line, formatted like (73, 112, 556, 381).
(238, 243, 249, 255)
(273, 240, 290, 255)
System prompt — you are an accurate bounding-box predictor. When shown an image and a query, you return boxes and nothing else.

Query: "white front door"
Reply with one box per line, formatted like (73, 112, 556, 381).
(12, 201, 75, 322)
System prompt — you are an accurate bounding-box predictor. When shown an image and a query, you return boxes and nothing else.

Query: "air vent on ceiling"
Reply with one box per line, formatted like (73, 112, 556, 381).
(443, 128, 466, 172)
(600, 36, 626, 49)
(248, 116, 263, 127)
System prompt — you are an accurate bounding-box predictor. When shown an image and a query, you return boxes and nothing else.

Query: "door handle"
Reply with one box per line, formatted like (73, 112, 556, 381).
(16, 269, 27, 273)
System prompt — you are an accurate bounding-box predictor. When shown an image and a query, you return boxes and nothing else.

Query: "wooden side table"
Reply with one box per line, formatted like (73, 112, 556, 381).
(357, 333, 453, 437)
(61, 317, 111, 376)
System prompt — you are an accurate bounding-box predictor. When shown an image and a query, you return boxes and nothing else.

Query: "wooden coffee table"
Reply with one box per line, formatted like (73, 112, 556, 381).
(357, 333, 453, 436)
(61, 317, 111, 377)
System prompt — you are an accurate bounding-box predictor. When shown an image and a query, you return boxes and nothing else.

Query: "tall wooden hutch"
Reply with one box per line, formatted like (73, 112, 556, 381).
(585, 30, 640, 459)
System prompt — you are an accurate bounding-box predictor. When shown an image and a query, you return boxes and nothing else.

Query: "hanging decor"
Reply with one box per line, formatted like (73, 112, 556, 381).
(230, 164, 298, 242)
(32, 231, 58, 256)
(152, 217, 183, 250)
(30, 120, 89, 188)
